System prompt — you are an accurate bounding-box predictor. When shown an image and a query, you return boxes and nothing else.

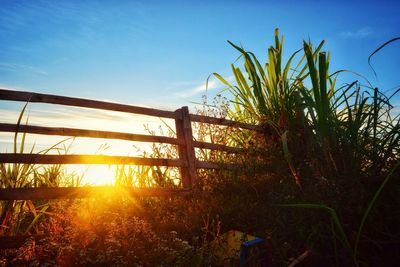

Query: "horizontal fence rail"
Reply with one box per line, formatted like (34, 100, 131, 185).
(0, 88, 263, 200)
(0, 88, 263, 129)
(0, 154, 187, 167)
(0, 89, 179, 119)
(190, 114, 264, 131)
(193, 140, 244, 154)
(0, 123, 183, 145)
(0, 123, 244, 152)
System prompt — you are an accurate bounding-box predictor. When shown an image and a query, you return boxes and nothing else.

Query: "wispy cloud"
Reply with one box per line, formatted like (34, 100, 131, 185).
(0, 63, 48, 75)
(174, 75, 234, 98)
(0, 104, 168, 133)
(0, 1, 150, 55)
(339, 27, 374, 39)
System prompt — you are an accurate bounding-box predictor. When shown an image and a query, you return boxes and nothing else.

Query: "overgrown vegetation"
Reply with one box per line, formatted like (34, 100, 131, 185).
(1, 29, 399, 266)
(209, 29, 400, 265)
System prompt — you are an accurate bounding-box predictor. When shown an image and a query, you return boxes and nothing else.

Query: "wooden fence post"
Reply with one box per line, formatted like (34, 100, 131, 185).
(175, 106, 197, 189)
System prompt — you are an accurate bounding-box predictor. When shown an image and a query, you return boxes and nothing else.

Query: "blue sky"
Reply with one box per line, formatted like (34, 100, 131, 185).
(0, 0, 399, 109)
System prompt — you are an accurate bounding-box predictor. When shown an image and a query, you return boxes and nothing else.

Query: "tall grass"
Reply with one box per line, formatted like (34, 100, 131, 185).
(212, 29, 326, 186)
(212, 29, 400, 264)
(0, 104, 78, 236)
(213, 29, 323, 130)
(213, 28, 399, 184)
(298, 43, 400, 178)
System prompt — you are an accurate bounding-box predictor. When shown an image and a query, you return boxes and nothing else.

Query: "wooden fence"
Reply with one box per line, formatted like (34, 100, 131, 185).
(0, 88, 263, 200)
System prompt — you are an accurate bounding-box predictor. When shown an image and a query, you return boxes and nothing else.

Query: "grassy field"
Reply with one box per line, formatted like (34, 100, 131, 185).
(1, 29, 399, 266)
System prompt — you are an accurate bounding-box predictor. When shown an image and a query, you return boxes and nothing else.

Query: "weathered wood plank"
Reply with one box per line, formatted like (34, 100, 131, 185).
(0, 123, 183, 145)
(0, 187, 191, 200)
(190, 114, 264, 132)
(193, 141, 244, 154)
(181, 107, 197, 187)
(195, 161, 241, 170)
(180, 107, 197, 188)
(175, 108, 191, 189)
(0, 154, 187, 167)
(0, 88, 180, 119)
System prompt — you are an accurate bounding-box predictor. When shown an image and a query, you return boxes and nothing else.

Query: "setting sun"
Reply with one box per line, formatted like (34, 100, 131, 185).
(67, 164, 116, 185)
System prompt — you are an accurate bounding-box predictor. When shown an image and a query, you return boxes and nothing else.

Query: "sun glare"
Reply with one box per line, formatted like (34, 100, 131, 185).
(67, 165, 116, 185)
